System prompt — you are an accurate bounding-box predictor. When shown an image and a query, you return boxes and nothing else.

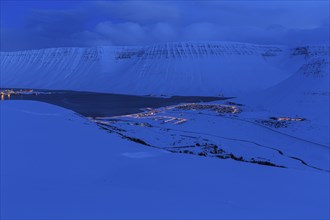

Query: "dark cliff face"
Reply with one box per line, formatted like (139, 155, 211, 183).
(291, 45, 330, 57)
(115, 42, 285, 60)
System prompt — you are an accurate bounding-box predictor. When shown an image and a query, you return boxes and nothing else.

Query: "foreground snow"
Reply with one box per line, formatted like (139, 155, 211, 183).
(1, 101, 329, 219)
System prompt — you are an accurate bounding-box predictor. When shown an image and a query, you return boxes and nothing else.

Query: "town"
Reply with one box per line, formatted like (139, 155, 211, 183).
(0, 88, 46, 100)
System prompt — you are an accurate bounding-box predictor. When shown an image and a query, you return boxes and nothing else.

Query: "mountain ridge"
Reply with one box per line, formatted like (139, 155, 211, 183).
(1, 41, 329, 96)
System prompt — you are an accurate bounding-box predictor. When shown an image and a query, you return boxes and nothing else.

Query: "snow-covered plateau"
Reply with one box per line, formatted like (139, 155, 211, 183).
(2, 42, 328, 96)
(1, 41, 329, 219)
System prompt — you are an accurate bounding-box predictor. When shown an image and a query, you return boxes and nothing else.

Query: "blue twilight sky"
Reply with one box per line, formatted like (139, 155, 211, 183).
(0, 0, 329, 51)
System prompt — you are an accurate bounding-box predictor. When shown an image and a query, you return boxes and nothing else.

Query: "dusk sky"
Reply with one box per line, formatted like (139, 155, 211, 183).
(1, 0, 329, 51)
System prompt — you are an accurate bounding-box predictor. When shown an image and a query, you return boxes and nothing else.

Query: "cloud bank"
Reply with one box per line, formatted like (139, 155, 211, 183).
(1, 1, 329, 51)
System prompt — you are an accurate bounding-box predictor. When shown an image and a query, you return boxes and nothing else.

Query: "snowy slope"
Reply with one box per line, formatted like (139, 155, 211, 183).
(1, 42, 298, 96)
(93, 100, 329, 171)
(1, 101, 329, 219)
(241, 45, 330, 145)
(254, 45, 329, 115)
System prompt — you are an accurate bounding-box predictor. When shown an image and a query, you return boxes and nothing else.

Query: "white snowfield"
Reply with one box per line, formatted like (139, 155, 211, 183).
(1, 41, 329, 219)
(1, 101, 329, 219)
(2, 42, 328, 96)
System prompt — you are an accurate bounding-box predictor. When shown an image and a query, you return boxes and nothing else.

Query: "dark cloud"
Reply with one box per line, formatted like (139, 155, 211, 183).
(93, 1, 180, 24)
(25, 9, 88, 37)
(1, 1, 329, 51)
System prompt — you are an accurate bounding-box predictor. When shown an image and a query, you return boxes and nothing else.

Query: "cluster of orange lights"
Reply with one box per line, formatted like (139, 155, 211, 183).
(1, 91, 12, 100)
(270, 117, 305, 122)
(0, 89, 35, 101)
(277, 117, 305, 121)
(174, 103, 241, 114)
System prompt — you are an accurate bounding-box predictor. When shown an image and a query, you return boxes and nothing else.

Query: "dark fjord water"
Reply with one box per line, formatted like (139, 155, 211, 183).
(7, 90, 226, 117)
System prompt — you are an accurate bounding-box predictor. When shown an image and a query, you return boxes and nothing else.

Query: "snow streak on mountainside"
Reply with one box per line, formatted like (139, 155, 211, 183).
(1, 42, 297, 96)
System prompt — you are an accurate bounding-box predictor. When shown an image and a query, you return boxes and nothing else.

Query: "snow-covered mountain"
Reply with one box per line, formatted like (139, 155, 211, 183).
(0, 41, 307, 96)
(241, 45, 330, 146)
(251, 45, 329, 117)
